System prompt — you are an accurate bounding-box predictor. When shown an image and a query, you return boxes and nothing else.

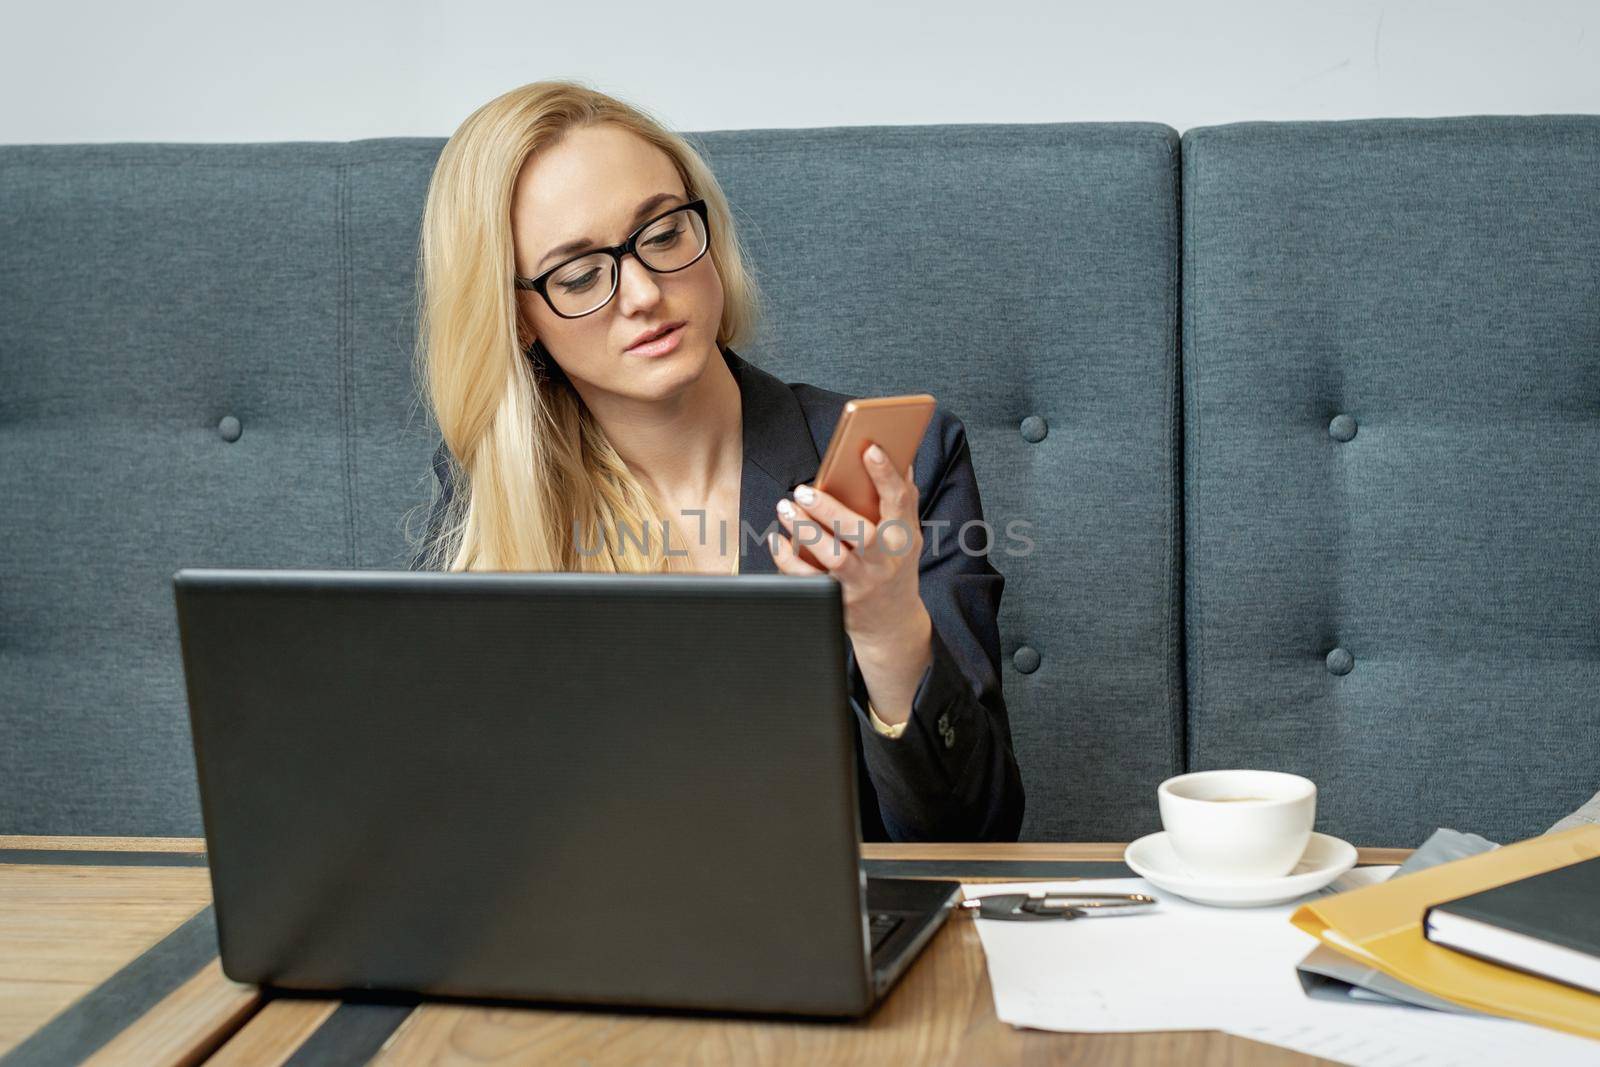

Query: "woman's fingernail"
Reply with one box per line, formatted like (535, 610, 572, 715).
(794, 484, 815, 505)
(776, 498, 793, 519)
(865, 444, 887, 464)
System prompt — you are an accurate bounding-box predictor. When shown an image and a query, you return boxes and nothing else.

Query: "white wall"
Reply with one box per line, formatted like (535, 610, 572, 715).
(5, 0, 1597, 143)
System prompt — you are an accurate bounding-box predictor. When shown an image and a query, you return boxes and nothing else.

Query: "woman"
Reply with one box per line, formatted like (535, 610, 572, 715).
(409, 80, 1024, 842)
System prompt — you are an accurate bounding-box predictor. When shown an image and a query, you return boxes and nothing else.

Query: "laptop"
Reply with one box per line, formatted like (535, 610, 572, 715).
(171, 567, 959, 1018)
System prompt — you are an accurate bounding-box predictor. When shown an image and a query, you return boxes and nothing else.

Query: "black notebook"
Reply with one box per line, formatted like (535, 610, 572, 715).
(1423, 855, 1600, 996)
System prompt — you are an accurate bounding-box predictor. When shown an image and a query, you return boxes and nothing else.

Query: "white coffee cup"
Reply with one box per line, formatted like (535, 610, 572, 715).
(1157, 769, 1316, 880)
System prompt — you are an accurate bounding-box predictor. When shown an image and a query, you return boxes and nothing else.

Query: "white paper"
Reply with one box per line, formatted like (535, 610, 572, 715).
(962, 874, 1600, 1066)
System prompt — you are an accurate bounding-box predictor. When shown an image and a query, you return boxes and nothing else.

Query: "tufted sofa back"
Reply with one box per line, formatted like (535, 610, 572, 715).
(1181, 116, 1600, 845)
(4, 116, 1596, 845)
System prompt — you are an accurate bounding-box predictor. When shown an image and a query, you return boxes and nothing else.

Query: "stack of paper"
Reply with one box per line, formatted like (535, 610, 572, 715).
(964, 870, 1600, 1066)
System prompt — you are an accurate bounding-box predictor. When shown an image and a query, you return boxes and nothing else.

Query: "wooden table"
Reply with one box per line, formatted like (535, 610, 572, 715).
(0, 837, 1411, 1066)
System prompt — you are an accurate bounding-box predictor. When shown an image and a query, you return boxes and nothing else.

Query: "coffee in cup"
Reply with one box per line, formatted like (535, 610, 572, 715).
(1157, 770, 1316, 879)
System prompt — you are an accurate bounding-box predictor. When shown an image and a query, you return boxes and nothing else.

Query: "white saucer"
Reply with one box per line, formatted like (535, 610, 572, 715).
(1123, 831, 1359, 908)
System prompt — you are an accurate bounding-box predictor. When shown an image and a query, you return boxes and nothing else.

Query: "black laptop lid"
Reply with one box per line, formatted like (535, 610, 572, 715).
(173, 568, 873, 1016)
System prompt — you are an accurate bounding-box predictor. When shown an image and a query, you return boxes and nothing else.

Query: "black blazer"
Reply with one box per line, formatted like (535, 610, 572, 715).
(414, 345, 1026, 842)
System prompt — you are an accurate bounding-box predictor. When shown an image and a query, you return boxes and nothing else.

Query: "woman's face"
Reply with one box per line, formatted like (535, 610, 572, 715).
(511, 123, 725, 402)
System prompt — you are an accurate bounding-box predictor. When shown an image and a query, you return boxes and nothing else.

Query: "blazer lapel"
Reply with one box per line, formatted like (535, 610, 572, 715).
(725, 346, 821, 575)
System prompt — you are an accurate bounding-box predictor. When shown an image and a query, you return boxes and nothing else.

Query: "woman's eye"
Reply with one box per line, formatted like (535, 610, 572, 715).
(643, 225, 682, 247)
(557, 269, 599, 292)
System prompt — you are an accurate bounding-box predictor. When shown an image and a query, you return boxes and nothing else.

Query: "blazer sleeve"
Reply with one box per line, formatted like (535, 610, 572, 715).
(844, 410, 1026, 842)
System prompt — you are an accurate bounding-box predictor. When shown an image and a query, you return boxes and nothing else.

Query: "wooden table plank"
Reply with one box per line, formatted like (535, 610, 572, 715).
(1, 837, 1410, 866)
(205, 1000, 340, 1067)
(0, 865, 214, 1054)
(0, 837, 208, 854)
(80, 960, 258, 1067)
(861, 842, 1413, 866)
(0, 980, 95, 1055)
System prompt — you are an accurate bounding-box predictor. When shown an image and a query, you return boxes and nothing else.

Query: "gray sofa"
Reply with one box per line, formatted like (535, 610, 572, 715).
(4, 115, 1596, 846)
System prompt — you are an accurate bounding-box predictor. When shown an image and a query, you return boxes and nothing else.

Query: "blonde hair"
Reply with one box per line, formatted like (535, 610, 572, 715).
(409, 79, 762, 572)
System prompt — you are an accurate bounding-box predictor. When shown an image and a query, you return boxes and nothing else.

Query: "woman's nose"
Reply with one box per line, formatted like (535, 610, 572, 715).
(616, 255, 662, 314)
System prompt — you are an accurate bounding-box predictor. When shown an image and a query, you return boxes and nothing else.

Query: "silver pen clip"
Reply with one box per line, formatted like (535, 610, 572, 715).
(959, 891, 1159, 921)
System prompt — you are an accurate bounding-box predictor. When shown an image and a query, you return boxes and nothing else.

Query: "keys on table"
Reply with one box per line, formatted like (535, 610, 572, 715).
(960, 891, 1159, 921)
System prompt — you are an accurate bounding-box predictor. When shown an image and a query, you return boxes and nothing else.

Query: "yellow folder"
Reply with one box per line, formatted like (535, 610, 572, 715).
(1290, 824, 1600, 1040)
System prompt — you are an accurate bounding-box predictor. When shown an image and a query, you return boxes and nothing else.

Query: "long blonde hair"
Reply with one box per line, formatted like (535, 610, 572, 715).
(409, 79, 762, 572)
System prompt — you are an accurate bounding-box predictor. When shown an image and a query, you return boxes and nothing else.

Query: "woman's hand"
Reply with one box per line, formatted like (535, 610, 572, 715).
(768, 443, 934, 726)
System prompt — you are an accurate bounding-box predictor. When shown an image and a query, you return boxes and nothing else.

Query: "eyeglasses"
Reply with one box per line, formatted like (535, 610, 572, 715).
(514, 198, 711, 318)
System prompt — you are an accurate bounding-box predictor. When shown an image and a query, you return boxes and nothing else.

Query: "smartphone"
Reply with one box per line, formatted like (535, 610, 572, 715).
(782, 394, 935, 570)
(788, 392, 934, 568)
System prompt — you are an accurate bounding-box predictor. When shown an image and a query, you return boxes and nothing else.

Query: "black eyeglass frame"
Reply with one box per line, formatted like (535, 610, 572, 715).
(513, 198, 711, 318)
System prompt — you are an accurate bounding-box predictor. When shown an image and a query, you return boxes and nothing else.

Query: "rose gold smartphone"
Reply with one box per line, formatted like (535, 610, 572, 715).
(814, 394, 936, 522)
(790, 394, 936, 567)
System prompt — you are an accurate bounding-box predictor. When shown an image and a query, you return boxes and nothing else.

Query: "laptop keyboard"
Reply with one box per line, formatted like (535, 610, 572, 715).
(868, 912, 904, 952)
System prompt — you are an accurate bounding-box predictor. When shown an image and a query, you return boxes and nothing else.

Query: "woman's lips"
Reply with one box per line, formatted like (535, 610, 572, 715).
(625, 322, 685, 358)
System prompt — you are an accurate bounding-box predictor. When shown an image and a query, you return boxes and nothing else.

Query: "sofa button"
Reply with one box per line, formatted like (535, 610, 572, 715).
(218, 415, 242, 443)
(1328, 414, 1357, 442)
(1326, 647, 1355, 675)
(1013, 645, 1041, 674)
(1020, 415, 1048, 443)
